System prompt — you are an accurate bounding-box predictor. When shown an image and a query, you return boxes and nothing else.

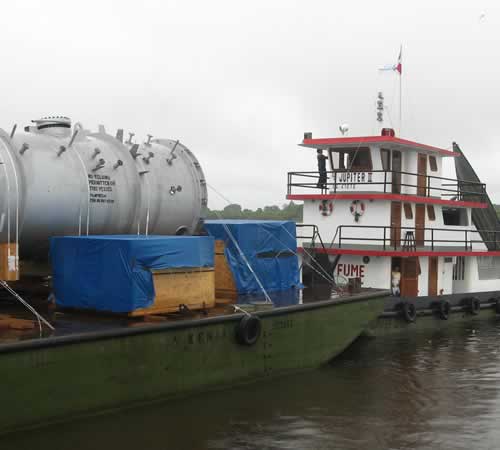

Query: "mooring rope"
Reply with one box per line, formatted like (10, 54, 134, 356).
(0, 280, 55, 336)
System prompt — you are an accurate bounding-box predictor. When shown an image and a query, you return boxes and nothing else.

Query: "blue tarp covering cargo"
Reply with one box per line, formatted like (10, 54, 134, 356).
(203, 220, 300, 295)
(50, 235, 214, 313)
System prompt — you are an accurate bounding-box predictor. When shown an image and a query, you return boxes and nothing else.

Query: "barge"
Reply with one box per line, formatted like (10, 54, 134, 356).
(0, 116, 388, 434)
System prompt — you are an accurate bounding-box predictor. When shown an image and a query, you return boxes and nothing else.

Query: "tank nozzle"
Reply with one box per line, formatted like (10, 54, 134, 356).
(113, 160, 123, 170)
(57, 146, 66, 157)
(19, 143, 29, 155)
(127, 132, 135, 144)
(143, 152, 154, 164)
(92, 159, 105, 172)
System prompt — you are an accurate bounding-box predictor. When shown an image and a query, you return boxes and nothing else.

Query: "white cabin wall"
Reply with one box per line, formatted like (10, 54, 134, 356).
(302, 199, 391, 244)
(333, 254, 391, 289)
(417, 256, 429, 296)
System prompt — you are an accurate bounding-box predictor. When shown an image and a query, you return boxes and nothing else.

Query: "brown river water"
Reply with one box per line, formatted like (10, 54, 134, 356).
(2, 319, 500, 450)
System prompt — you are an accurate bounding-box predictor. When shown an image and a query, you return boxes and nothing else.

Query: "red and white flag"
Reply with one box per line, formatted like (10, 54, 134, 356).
(379, 46, 402, 74)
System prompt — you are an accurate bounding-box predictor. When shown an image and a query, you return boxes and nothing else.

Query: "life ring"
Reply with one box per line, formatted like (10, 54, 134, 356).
(437, 300, 450, 320)
(464, 297, 480, 315)
(319, 200, 333, 217)
(235, 315, 262, 346)
(349, 200, 366, 222)
(400, 302, 417, 323)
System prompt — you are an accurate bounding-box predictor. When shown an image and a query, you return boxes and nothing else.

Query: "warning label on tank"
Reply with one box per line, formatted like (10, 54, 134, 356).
(88, 174, 116, 204)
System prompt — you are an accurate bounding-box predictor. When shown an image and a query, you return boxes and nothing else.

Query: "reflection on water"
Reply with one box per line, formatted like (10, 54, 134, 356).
(3, 321, 500, 450)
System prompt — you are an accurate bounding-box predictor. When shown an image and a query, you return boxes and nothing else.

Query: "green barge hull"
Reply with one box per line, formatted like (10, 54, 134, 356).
(0, 291, 387, 434)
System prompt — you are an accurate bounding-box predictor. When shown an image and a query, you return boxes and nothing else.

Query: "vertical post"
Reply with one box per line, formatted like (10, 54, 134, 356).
(465, 230, 468, 251)
(339, 227, 342, 248)
(383, 227, 386, 250)
(431, 228, 434, 251)
(334, 171, 337, 193)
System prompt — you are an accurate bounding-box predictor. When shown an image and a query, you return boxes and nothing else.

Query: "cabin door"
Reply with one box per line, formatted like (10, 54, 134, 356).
(401, 257, 419, 297)
(417, 153, 427, 196)
(390, 202, 401, 248)
(415, 204, 425, 246)
(392, 151, 402, 194)
(428, 256, 438, 296)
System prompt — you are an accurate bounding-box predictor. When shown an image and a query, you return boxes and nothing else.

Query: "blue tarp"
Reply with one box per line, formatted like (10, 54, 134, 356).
(203, 220, 300, 295)
(50, 235, 214, 313)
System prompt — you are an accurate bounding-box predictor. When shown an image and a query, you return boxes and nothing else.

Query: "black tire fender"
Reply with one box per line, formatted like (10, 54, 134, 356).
(438, 300, 450, 320)
(235, 314, 262, 346)
(464, 297, 480, 315)
(401, 302, 417, 323)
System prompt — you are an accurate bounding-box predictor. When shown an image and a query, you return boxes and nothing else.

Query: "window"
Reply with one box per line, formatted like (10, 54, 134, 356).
(427, 205, 436, 221)
(381, 149, 391, 171)
(348, 148, 372, 171)
(404, 203, 413, 219)
(443, 208, 468, 226)
(429, 156, 438, 172)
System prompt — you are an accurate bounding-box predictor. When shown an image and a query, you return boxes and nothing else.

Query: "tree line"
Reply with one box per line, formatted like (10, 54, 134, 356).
(206, 201, 303, 221)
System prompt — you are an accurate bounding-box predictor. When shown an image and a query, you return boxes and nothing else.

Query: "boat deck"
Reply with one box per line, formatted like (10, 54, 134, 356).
(0, 285, 383, 346)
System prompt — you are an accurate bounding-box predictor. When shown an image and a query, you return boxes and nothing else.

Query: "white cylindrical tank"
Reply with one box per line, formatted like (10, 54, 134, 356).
(0, 117, 208, 259)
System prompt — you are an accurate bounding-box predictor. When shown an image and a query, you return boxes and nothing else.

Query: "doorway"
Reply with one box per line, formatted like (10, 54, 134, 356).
(428, 256, 438, 296)
(417, 153, 427, 196)
(400, 257, 420, 297)
(390, 202, 401, 248)
(392, 151, 402, 194)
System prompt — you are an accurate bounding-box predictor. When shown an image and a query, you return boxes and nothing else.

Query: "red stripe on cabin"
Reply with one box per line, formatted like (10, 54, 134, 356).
(286, 193, 487, 209)
(301, 136, 459, 157)
(297, 247, 500, 257)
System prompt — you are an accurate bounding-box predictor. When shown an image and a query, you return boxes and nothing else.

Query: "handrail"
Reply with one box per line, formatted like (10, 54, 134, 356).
(287, 169, 486, 201)
(333, 224, 500, 251)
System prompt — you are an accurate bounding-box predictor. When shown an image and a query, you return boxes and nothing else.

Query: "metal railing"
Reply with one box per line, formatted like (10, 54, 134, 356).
(287, 169, 487, 201)
(296, 224, 326, 251)
(333, 225, 500, 251)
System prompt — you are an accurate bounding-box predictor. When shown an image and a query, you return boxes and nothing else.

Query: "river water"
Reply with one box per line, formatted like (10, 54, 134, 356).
(3, 319, 500, 450)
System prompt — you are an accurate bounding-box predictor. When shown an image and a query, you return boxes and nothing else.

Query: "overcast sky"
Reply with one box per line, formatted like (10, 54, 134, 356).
(0, 0, 498, 209)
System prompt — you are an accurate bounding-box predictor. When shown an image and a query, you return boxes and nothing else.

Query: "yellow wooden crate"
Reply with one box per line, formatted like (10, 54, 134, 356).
(128, 267, 215, 317)
(214, 240, 238, 300)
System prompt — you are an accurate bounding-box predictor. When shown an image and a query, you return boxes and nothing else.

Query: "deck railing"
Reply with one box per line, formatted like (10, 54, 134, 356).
(332, 225, 500, 251)
(287, 170, 487, 201)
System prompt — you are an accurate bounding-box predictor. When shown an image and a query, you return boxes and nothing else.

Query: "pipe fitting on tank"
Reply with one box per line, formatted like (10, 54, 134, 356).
(145, 134, 153, 146)
(57, 146, 66, 157)
(129, 144, 141, 159)
(92, 148, 101, 159)
(127, 132, 135, 144)
(92, 158, 105, 172)
(19, 143, 29, 155)
(113, 160, 123, 170)
(143, 152, 154, 164)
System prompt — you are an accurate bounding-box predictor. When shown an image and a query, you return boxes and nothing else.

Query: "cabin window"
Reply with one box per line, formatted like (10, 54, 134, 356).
(349, 148, 372, 171)
(427, 205, 436, 221)
(442, 208, 468, 226)
(381, 149, 391, 171)
(429, 156, 438, 172)
(404, 203, 413, 219)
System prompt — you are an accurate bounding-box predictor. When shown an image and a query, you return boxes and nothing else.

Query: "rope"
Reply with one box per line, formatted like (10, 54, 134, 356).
(207, 184, 336, 287)
(0, 280, 55, 335)
(207, 184, 274, 303)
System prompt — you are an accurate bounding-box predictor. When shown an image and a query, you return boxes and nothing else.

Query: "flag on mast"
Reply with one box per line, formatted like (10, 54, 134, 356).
(379, 46, 402, 74)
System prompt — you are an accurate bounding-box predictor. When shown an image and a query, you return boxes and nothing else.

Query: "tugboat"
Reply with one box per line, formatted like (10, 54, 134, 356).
(288, 128, 500, 334)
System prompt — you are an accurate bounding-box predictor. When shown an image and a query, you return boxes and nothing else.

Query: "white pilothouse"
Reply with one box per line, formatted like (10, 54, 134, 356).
(288, 128, 500, 319)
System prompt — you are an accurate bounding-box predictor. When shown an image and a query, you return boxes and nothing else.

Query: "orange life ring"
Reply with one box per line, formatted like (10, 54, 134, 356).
(350, 200, 365, 222)
(319, 200, 333, 216)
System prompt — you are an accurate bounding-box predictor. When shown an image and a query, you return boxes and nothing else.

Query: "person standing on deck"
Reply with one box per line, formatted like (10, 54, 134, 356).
(317, 149, 328, 191)
(391, 266, 401, 296)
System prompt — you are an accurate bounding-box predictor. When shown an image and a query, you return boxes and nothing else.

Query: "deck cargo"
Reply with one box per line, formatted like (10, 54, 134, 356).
(50, 235, 215, 314)
(204, 220, 300, 295)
